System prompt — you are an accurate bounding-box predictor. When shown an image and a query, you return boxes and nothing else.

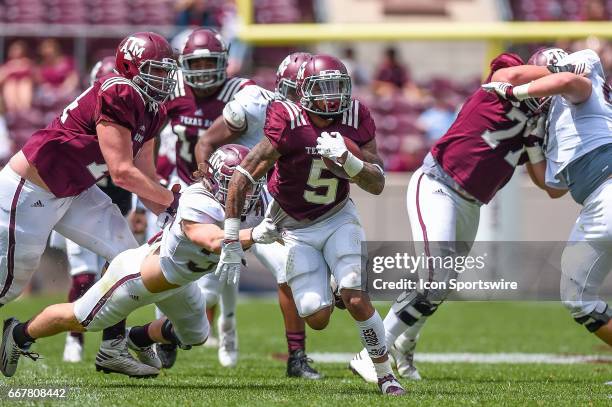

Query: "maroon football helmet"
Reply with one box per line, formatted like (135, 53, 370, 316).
(295, 54, 352, 116)
(275, 52, 311, 101)
(115, 32, 177, 104)
(180, 28, 228, 90)
(89, 56, 116, 86)
(206, 144, 263, 215)
(525, 47, 569, 112)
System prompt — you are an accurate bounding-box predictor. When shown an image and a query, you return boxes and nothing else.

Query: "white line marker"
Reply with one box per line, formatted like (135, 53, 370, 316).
(310, 352, 612, 365)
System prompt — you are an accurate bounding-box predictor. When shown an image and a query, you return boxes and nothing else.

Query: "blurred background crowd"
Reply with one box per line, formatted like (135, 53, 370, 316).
(0, 0, 610, 172)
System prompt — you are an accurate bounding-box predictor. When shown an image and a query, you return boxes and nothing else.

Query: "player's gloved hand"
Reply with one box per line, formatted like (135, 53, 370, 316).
(481, 82, 525, 102)
(547, 62, 591, 76)
(157, 184, 181, 229)
(215, 240, 246, 285)
(251, 218, 282, 244)
(316, 131, 348, 164)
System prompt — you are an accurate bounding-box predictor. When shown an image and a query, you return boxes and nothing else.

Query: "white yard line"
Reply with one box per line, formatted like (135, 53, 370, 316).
(310, 352, 612, 364)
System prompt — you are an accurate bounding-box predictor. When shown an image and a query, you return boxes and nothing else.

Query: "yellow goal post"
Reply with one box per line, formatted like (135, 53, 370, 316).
(234, 0, 612, 76)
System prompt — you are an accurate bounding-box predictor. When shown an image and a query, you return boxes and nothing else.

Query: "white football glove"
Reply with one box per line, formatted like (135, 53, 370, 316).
(251, 218, 282, 244)
(316, 131, 347, 163)
(215, 240, 245, 285)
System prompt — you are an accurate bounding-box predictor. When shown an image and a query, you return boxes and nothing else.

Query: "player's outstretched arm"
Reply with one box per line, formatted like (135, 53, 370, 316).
(225, 138, 280, 219)
(181, 221, 255, 254)
(520, 73, 592, 104)
(98, 121, 174, 213)
(492, 65, 550, 85)
(348, 138, 385, 195)
(133, 138, 173, 214)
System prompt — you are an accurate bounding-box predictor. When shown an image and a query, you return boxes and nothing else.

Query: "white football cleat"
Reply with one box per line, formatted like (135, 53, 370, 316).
(126, 329, 162, 370)
(95, 336, 159, 378)
(378, 373, 407, 396)
(62, 334, 83, 363)
(349, 348, 378, 383)
(217, 316, 238, 368)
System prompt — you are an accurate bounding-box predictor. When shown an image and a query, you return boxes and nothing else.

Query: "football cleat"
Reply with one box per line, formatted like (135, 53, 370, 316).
(287, 349, 322, 380)
(95, 336, 159, 378)
(126, 329, 162, 370)
(378, 374, 407, 396)
(155, 343, 178, 369)
(62, 334, 83, 363)
(349, 348, 378, 383)
(1, 318, 39, 377)
(203, 334, 218, 348)
(389, 343, 421, 381)
(217, 317, 238, 367)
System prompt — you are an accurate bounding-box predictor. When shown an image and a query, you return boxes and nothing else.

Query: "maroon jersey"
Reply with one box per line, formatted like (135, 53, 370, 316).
(265, 99, 375, 221)
(22, 73, 166, 198)
(431, 53, 532, 204)
(166, 74, 254, 184)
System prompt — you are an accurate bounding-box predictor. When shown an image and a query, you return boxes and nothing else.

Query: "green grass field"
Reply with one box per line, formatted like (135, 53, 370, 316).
(1, 296, 611, 406)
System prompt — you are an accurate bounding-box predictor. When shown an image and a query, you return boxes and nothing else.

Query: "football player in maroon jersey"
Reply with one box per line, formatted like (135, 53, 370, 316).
(216, 54, 406, 395)
(0, 32, 179, 378)
(349, 51, 589, 384)
(192, 52, 323, 378)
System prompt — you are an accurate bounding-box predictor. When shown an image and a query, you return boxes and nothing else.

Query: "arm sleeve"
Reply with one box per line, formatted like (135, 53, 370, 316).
(263, 102, 289, 154)
(95, 83, 142, 132)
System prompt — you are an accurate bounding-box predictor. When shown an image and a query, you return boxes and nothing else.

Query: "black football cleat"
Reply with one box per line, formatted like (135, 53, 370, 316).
(287, 349, 322, 380)
(155, 343, 178, 369)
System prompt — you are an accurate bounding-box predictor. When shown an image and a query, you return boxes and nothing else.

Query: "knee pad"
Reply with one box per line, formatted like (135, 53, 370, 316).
(572, 304, 612, 333)
(198, 275, 221, 306)
(391, 291, 439, 326)
(334, 255, 363, 290)
(297, 292, 328, 317)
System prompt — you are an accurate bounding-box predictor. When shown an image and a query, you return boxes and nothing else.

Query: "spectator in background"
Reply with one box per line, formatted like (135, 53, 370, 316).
(35, 39, 79, 107)
(417, 82, 457, 146)
(0, 40, 34, 113)
(583, 0, 607, 21)
(175, 0, 218, 27)
(340, 47, 368, 87)
(371, 47, 422, 99)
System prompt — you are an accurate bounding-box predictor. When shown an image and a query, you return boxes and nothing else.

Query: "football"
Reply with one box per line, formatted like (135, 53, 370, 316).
(322, 136, 364, 179)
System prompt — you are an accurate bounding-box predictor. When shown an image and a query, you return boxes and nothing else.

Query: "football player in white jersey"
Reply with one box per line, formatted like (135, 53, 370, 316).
(0, 145, 280, 378)
(191, 52, 323, 378)
(483, 48, 612, 347)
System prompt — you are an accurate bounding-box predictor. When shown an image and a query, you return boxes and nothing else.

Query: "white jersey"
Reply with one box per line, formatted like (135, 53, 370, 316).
(226, 85, 275, 148)
(544, 49, 612, 189)
(160, 183, 223, 285)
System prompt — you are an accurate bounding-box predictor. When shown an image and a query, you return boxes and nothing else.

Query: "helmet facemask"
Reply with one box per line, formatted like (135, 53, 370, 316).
(181, 51, 228, 90)
(276, 78, 298, 101)
(300, 72, 352, 115)
(134, 58, 178, 104)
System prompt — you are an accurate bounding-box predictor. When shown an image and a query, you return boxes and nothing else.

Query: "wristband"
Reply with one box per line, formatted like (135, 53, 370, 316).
(512, 83, 532, 101)
(224, 218, 241, 241)
(526, 146, 545, 164)
(343, 152, 364, 178)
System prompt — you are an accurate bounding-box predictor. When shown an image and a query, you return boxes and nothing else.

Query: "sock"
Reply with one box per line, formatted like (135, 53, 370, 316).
(220, 280, 238, 320)
(356, 310, 388, 362)
(373, 359, 393, 379)
(13, 321, 35, 348)
(128, 323, 154, 348)
(383, 310, 411, 348)
(286, 330, 305, 353)
(395, 318, 426, 353)
(68, 274, 96, 345)
(102, 319, 126, 341)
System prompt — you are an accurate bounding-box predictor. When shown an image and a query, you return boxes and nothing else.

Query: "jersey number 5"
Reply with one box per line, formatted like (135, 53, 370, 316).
(304, 159, 339, 205)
